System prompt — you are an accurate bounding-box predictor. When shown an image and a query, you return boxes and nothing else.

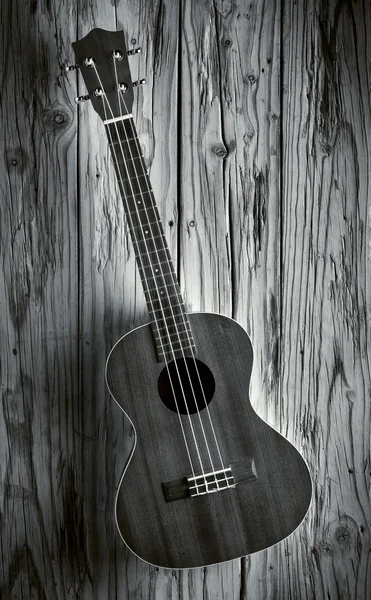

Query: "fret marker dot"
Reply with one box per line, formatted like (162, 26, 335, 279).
(155, 268, 159, 272)
(145, 230, 149, 234)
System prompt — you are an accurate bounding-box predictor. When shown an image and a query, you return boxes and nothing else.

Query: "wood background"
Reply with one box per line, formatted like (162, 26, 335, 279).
(1, 0, 370, 598)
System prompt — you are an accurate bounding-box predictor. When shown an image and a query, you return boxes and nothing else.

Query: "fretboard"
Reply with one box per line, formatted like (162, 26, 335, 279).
(105, 116, 195, 363)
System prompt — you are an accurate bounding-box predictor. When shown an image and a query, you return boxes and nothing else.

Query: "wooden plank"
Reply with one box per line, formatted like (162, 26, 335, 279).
(278, 1, 371, 599)
(76, 1, 182, 597)
(0, 1, 79, 597)
(179, 0, 281, 596)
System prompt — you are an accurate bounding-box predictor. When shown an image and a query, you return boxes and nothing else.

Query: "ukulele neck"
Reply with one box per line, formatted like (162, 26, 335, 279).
(105, 116, 195, 362)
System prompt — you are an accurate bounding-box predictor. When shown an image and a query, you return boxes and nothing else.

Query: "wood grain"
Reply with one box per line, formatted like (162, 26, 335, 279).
(278, 2, 371, 599)
(0, 0, 370, 597)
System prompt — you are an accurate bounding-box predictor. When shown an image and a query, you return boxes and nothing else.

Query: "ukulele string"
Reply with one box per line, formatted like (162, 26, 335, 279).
(95, 59, 230, 493)
(122, 114, 225, 492)
(102, 100, 200, 485)
(94, 62, 205, 489)
(111, 97, 213, 493)
(116, 71, 229, 490)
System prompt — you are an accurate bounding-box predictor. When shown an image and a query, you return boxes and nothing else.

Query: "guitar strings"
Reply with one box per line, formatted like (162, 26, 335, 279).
(92, 63, 206, 490)
(94, 59, 230, 492)
(110, 87, 215, 493)
(120, 110, 224, 493)
(120, 114, 230, 492)
(113, 66, 230, 492)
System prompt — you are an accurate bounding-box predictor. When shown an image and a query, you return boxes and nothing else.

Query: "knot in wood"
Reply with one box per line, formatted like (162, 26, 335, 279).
(214, 145, 228, 159)
(248, 74, 256, 84)
(335, 526, 350, 544)
(54, 112, 65, 125)
(224, 38, 232, 47)
(43, 106, 71, 132)
(7, 148, 26, 173)
(320, 541, 334, 555)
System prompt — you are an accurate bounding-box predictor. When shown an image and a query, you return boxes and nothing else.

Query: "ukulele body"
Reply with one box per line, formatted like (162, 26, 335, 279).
(106, 312, 312, 569)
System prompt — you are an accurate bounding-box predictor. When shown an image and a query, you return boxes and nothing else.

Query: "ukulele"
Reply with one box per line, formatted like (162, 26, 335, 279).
(72, 28, 312, 569)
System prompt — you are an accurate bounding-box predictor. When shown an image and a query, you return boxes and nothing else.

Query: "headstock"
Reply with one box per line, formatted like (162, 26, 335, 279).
(71, 28, 144, 123)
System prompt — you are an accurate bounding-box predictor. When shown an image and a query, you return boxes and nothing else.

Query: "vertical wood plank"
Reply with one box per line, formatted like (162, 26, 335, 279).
(0, 0, 80, 597)
(76, 0, 183, 597)
(279, 1, 371, 598)
(179, 0, 280, 596)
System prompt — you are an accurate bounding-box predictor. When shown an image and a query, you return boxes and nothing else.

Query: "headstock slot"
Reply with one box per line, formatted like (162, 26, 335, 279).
(72, 29, 134, 121)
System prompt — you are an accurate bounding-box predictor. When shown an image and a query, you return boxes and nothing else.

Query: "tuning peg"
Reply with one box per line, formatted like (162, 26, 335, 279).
(74, 94, 90, 104)
(132, 78, 146, 87)
(65, 64, 80, 73)
(127, 47, 141, 56)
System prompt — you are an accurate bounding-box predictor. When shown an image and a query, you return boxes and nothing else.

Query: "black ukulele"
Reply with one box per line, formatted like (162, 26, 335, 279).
(72, 28, 312, 569)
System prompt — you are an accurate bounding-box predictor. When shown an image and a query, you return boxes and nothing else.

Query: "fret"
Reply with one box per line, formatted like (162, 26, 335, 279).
(138, 258, 173, 271)
(105, 118, 136, 143)
(129, 190, 153, 199)
(145, 290, 179, 307)
(154, 329, 192, 342)
(134, 247, 172, 269)
(133, 245, 170, 259)
(130, 219, 161, 233)
(158, 342, 196, 356)
(146, 297, 185, 318)
(130, 223, 163, 242)
(138, 261, 175, 279)
(106, 116, 195, 360)
(112, 153, 144, 167)
(134, 233, 165, 243)
(123, 196, 155, 220)
(128, 206, 159, 231)
(149, 303, 186, 316)
(153, 321, 191, 336)
(144, 280, 179, 295)
(135, 234, 167, 257)
(145, 291, 181, 307)
(118, 174, 150, 198)
(109, 133, 142, 153)
(127, 197, 156, 213)
(107, 129, 143, 159)
(119, 172, 148, 185)
(127, 196, 153, 208)
(114, 157, 147, 183)
(109, 135, 138, 146)
(111, 143, 143, 162)
(142, 282, 178, 298)
(147, 290, 182, 304)
(131, 230, 166, 255)
(120, 183, 151, 201)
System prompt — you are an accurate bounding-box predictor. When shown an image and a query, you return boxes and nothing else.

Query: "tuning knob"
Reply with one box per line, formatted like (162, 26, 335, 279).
(74, 94, 90, 104)
(132, 78, 146, 87)
(127, 47, 141, 56)
(65, 64, 80, 72)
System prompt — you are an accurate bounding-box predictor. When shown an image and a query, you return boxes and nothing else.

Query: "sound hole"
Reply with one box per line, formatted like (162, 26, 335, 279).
(158, 358, 215, 415)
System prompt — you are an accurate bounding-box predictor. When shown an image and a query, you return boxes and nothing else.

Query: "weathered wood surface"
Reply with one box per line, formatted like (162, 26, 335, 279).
(0, 0, 370, 599)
